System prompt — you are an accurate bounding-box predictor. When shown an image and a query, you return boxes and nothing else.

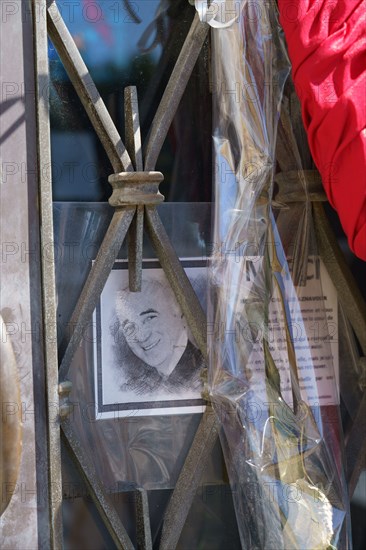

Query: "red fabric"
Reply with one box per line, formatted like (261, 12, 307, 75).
(278, 0, 366, 260)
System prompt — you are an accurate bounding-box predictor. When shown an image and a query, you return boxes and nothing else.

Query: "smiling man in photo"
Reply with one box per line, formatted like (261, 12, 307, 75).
(113, 279, 203, 395)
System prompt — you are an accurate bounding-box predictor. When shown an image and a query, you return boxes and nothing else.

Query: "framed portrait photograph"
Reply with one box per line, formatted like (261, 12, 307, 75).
(94, 258, 207, 418)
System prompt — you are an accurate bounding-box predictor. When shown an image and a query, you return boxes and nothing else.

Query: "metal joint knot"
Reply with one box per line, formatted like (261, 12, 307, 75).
(274, 170, 326, 204)
(108, 171, 164, 207)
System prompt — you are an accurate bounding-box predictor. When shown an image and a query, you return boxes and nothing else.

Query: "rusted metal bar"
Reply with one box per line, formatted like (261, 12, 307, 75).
(125, 86, 144, 291)
(345, 391, 366, 498)
(128, 206, 144, 292)
(338, 305, 363, 421)
(159, 408, 220, 550)
(58, 208, 135, 381)
(135, 488, 153, 550)
(61, 421, 135, 550)
(144, 13, 209, 170)
(275, 98, 312, 287)
(313, 202, 366, 356)
(145, 206, 207, 358)
(33, 1, 63, 545)
(125, 86, 143, 171)
(123, 0, 142, 24)
(276, 99, 303, 171)
(46, 1, 133, 173)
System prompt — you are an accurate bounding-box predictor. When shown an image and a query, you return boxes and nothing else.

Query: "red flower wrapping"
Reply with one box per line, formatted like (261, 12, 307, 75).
(278, 0, 366, 260)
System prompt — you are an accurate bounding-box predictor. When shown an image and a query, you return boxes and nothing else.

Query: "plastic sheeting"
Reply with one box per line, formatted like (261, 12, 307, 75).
(208, 1, 351, 548)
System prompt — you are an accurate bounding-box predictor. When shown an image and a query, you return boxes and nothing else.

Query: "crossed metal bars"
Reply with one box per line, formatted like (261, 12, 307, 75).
(38, 1, 221, 548)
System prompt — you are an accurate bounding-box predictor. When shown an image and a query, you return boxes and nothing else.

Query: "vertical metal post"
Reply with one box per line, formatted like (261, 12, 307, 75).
(125, 86, 144, 292)
(0, 0, 55, 546)
(32, 1, 63, 547)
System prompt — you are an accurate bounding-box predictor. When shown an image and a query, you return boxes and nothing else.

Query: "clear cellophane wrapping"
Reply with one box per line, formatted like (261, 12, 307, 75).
(208, 1, 351, 548)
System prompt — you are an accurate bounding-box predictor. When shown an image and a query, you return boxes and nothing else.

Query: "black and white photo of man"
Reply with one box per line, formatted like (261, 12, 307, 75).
(94, 261, 206, 417)
(112, 279, 203, 395)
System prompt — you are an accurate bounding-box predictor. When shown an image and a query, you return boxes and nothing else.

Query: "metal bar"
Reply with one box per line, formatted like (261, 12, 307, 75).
(128, 206, 144, 292)
(275, 98, 311, 286)
(61, 421, 135, 550)
(144, 13, 209, 170)
(135, 489, 153, 550)
(32, 1, 63, 546)
(159, 408, 220, 550)
(46, 1, 133, 173)
(313, 203, 366, 356)
(345, 391, 366, 498)
(58, 207, 135, 381)
(145, 206, 207, 357)
(125, 86, 144, 291)
(338, 304, 363, 421)
(125, 86, 143, 171)
(276, 101, 303, 172)
(123, 0, 142, 24)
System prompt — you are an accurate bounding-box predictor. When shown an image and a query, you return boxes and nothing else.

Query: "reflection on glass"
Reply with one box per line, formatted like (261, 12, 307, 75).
(51, 0, 162, 81)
